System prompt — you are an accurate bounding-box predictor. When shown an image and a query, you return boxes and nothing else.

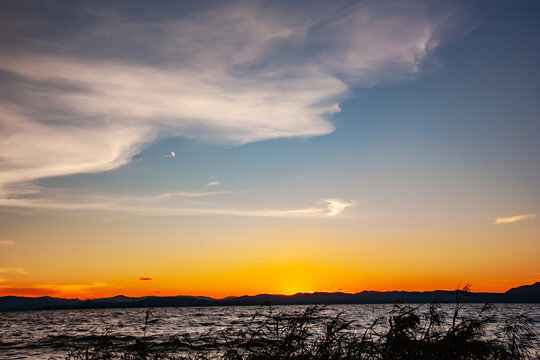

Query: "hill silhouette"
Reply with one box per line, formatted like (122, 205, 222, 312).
(1, 282, 538, 312)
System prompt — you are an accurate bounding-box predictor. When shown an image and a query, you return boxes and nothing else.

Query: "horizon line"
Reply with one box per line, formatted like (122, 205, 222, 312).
(2, 282, 537, 301)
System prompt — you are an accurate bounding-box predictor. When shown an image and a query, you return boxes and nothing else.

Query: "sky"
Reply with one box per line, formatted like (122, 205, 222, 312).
(0, 0, 538, 299)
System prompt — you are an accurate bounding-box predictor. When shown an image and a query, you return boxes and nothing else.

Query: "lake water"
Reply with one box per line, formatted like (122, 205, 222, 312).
(1, 303, 539, 359)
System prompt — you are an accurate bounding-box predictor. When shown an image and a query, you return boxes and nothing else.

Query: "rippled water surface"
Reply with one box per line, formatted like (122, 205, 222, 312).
(1, 304, 539, 359)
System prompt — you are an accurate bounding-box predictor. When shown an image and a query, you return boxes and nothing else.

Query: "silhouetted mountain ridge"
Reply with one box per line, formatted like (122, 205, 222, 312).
(1, 282, 538, 312)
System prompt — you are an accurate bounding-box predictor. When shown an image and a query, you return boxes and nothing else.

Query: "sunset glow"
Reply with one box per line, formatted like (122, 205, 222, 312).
(0, 0, 538, 301)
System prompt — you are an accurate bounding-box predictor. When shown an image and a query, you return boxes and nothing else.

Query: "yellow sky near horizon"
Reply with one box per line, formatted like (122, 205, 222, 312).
(1, 211, 538, 299)
(0, 0, 539, 301)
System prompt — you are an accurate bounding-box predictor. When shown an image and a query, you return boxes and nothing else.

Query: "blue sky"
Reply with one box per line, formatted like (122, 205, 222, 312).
(17, 0, 537, 219)
(0, 0, 538, 296)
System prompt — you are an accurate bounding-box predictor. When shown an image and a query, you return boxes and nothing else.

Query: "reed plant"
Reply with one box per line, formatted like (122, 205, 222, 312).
(60, 287, 539, 360)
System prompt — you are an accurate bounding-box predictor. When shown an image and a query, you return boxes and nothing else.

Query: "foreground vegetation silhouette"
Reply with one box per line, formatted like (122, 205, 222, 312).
(60, 288, 538, 360)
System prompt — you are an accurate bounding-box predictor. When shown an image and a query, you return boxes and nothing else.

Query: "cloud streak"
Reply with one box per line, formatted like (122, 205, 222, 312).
(321, 199, 355, 217)
(0, 282, 116, 297)
(0, 0, 464, 200)
(0, 188, 354, 218)
(494, 213, 537, 224)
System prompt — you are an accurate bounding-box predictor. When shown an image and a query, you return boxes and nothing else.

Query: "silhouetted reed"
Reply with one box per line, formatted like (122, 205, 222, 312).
(59, 287, 539, 360)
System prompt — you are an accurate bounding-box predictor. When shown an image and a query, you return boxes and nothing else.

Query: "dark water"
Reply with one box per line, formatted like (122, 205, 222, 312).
(1, 304, 539, 359)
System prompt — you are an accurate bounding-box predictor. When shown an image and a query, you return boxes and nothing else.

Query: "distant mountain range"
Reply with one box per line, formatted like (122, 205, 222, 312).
(1, 282, 538, 312)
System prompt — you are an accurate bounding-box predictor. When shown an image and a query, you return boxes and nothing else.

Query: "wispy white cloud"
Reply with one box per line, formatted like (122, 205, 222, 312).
(0, 1, 465, 201)
(0, 188, 230, 210)
(164, 151, 175, 158)
(206, 181, 220, 187)
(321, 198, 355, 217)
(494, 213, 537, 224)
(0, 240, 15, 246)
(0, 188, 354, 218)
(140, 190, 230, 200)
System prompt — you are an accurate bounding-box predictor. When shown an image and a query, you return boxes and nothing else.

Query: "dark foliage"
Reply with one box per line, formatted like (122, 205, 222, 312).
(58, 288, 539, 360)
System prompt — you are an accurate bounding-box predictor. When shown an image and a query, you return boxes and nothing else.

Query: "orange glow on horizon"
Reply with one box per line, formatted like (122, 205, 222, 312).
(2, 216, 538, 300)
(0, 277, 535, 300)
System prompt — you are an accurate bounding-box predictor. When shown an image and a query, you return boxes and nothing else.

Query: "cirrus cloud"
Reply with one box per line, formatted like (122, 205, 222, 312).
(0, 188, 355, 218)
(0, 0, 466, 201)
(494, 213, 537, 224)
(321, 199, 355, 217)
